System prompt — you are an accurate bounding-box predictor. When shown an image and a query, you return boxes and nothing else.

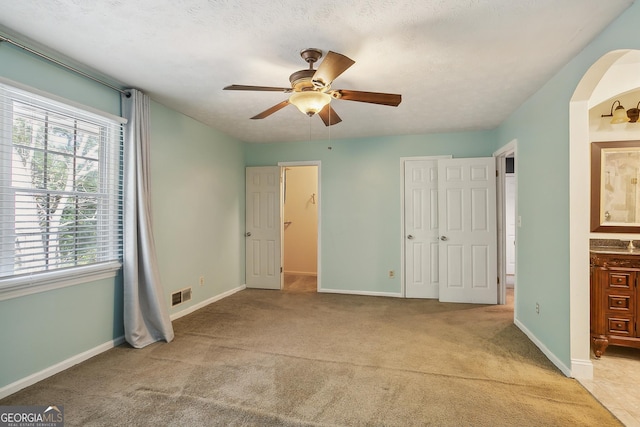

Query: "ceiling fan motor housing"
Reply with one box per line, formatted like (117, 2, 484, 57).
(289, 69, 317, 92)
(289, 49, 327, 92)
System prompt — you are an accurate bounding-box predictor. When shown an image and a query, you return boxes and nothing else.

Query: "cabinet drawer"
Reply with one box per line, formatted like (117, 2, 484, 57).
(607, 294, 633, 312)
(608, 273, 632, 289)
(607, 316, 634, 336)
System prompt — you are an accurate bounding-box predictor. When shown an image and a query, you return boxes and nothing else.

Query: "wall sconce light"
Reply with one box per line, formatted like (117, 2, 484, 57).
(627, 101, 640, 123)
(601, 100, 630, 124)
(612, 103, 629, 124)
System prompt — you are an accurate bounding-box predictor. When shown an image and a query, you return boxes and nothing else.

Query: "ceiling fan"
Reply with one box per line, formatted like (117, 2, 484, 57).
(223, 48, 402, 126)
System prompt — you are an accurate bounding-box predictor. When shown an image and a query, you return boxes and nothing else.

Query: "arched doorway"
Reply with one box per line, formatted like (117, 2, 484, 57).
(569, 49, 640, 379)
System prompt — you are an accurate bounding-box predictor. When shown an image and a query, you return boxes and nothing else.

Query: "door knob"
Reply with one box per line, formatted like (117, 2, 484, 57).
(440, 236, 448, 241)
(245, 232, 252, 237)
(407, 235, 414, 240)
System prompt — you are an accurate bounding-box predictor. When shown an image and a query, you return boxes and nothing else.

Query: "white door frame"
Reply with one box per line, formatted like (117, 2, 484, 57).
(279, 161, 321, 291)
(400, 156, 451, 298)
(494, 140, 518, 308)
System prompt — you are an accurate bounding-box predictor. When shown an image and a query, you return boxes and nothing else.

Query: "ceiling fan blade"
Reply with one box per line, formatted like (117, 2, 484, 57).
(333, 89, 401, 106)
(318, 104, 342, 127)
(224, 84, 292, 92)
(250, 100, 290, 119)
(312, 51, 355, 88)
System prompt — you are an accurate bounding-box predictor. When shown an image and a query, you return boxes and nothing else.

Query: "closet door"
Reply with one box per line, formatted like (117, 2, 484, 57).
(245, 167, 281, 289)
(404, 159, 441, 298)
(437, 158, 497, 304)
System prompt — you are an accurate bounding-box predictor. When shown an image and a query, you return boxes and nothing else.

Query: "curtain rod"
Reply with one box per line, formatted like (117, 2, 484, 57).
(0, 34, 130, 97)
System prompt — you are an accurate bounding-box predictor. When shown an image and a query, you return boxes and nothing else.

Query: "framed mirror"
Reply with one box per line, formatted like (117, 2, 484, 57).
(591, 140, 640, 232)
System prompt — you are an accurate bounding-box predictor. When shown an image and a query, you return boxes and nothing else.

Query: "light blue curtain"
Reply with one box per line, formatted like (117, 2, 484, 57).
(121, 89, 174, 348)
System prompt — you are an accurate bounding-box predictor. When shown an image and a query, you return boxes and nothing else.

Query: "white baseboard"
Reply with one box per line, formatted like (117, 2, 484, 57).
(318, 287, 403, 298)
(170, 284, 246, 321)
(570, 358, 594, 380)
(514, 318, 571, 377)
(0, 335, 125, 400)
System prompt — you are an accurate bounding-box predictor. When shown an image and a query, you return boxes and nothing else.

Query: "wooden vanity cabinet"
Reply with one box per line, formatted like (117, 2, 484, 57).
(590, 251, 640, 358)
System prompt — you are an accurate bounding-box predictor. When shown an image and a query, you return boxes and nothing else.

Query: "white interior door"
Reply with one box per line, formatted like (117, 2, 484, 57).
(404, 159, 441, 298)
(245, 166, 281, 289)
(437, 158, 497, 304)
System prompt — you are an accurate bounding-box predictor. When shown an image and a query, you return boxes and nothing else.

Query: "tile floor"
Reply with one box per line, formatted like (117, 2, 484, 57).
(579, 346, 640, 426)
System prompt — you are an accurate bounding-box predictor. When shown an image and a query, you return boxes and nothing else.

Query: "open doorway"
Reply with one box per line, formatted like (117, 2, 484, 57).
(495, 141, 517, 308)
(281, 164, 319, 293)
(569, 49, 640, 379)
(505, 158, 516, 289)
(569, 49, 640, 423)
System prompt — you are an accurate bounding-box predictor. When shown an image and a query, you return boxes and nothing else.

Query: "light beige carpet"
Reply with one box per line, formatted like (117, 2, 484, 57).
(1, 288, 621, 426)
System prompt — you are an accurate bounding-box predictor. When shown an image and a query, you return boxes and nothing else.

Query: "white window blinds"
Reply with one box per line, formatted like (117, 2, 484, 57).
(0, 82, 124, 281)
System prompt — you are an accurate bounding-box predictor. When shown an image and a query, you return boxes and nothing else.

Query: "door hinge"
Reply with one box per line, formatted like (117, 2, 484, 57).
(496, 170, 499, 177)
(497, 276, 500, 285)
(280, 267, 283, 273)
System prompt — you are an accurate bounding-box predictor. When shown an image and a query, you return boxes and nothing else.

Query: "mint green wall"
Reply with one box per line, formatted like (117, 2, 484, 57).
(0, 44, 124, 388)
(0, 41, 246, 390)
(150, 102, 245, 312)
(0, 277, 123, 387)
(0, 42, 120, 114)
(245, 131, 496, 294)
(496, 1, 640, 367)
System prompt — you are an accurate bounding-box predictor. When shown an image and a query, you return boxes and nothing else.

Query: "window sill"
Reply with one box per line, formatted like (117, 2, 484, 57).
(0, 262, 122, 302)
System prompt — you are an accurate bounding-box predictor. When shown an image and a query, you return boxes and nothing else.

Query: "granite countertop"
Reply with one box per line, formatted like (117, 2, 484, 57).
(590, 246, 640, 255)
(590, 238, 640, 255)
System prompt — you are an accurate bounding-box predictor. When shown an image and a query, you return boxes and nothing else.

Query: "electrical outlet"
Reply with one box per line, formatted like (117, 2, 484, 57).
(389, 270, 395, 278)
(535, 302, 540, 314)
(199, 276, 205, 286)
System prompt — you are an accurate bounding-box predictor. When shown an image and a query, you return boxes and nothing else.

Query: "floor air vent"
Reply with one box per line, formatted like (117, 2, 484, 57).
(171, 287, 192, 306)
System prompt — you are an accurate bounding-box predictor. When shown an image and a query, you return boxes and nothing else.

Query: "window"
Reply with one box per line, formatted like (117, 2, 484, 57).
(0, 82, 124, 297)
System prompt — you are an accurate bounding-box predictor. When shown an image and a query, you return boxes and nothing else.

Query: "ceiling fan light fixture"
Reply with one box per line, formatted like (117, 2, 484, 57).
(289, 91, 331, 117)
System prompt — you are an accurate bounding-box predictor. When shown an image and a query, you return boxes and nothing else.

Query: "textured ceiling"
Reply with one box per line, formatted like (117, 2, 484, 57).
(0, 0, 634, 143)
